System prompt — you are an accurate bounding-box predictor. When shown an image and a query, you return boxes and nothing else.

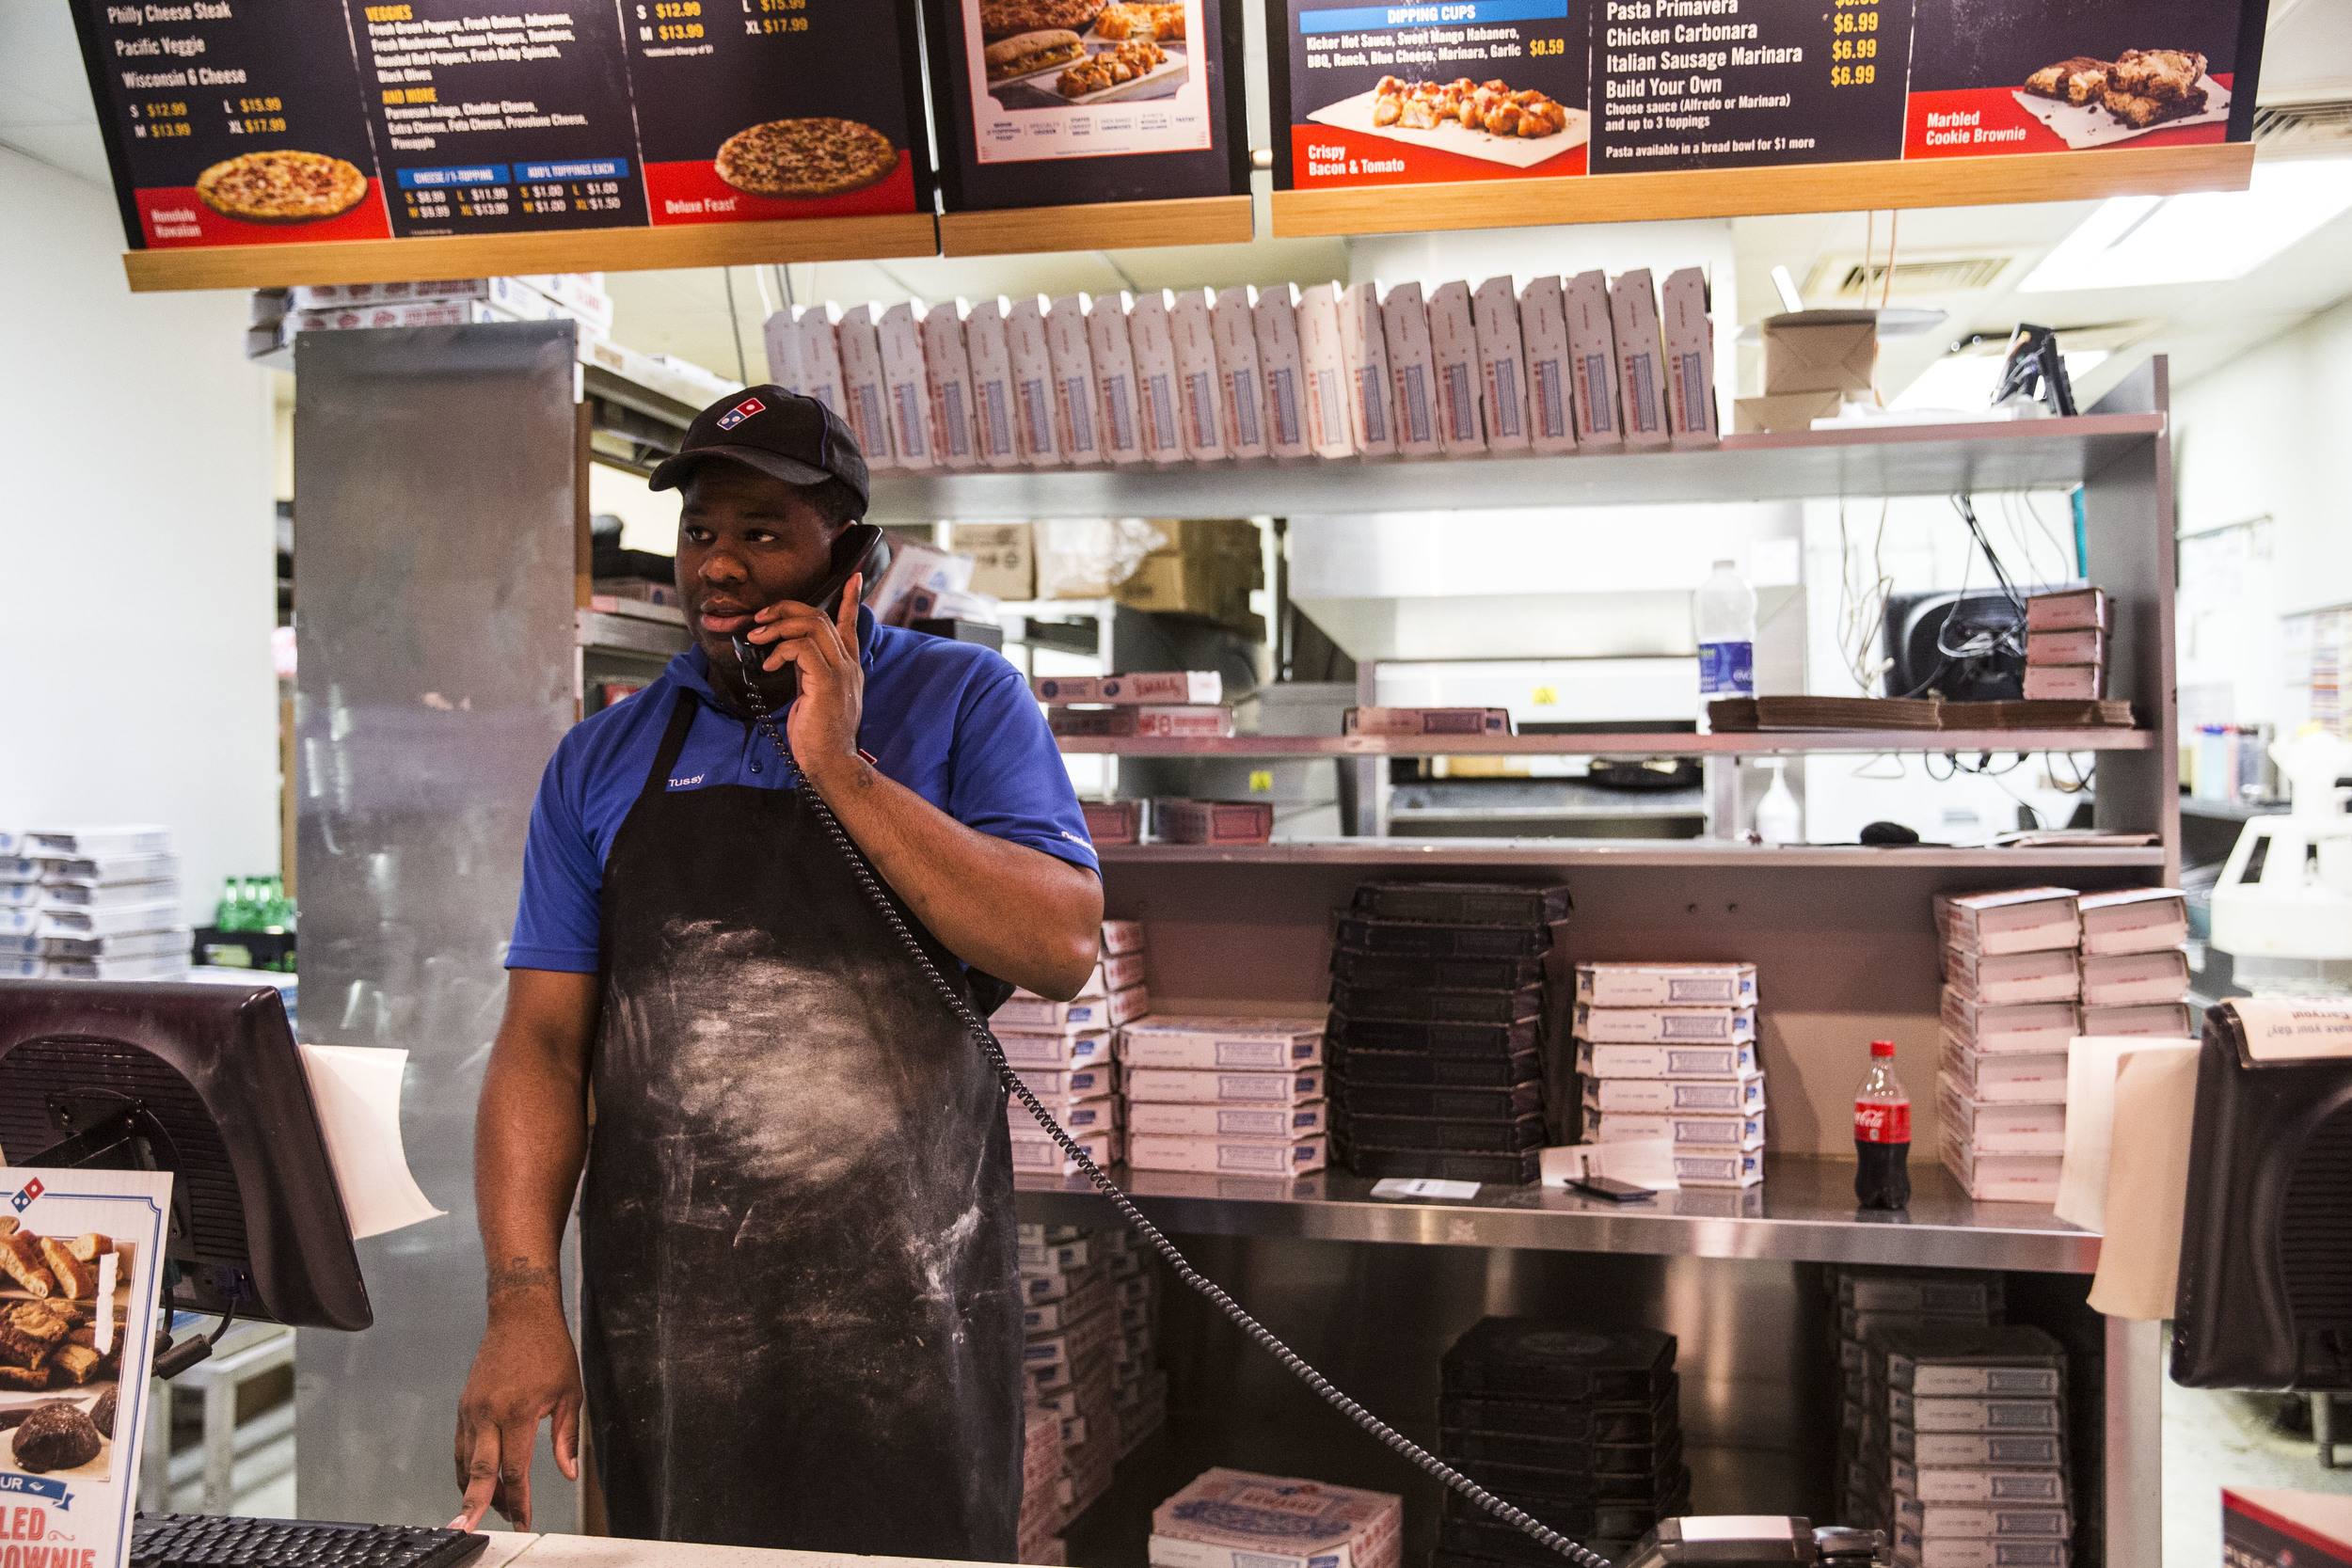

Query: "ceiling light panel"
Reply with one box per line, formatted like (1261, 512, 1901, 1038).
(2019, 158, 2352, 292)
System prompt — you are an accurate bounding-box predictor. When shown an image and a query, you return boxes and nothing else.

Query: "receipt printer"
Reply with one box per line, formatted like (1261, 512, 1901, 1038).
(1623, 1518, 1886, 1568)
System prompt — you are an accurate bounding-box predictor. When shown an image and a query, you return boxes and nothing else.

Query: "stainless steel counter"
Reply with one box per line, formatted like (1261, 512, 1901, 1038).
(1014, 1154, 2100, 1274)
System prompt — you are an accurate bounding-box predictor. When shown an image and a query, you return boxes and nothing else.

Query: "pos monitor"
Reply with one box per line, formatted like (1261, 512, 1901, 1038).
(0, 977, 372, 1333)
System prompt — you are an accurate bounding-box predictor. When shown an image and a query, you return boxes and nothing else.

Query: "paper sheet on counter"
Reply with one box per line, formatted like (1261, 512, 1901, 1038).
(300, 1043, 447, 1239)
(2085, 1042, 2201, 1320)
(2056, 1033, 2195, 1232)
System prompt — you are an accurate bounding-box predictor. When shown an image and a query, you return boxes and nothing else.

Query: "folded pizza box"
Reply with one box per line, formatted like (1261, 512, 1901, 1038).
(1517, 274, 1578, 454)
(1573, 1004, 1756, 1045)
(1119, 1017, 1323, 1072)
(1127, 290, 1187, 465)
(1583, 1072, 1765, 1116)
(1896, 1432, 2064, 1469)
(834, 305, 896, 469)
(1609, 268, 1671, 447)
(1425, 280, 1486, 452)
(2075, 888, 2187, 956)
(1045, 294, 1106, 467)
(1894, 1460, 2067, 1505)
(1938, 1038, 2069, 1103)
(1006, 294, 1062, 467)
(1890, 1389, 2063, 1434)
(1939, 990, 2078, 1055)
(1128, 1101, 1327, 1139)
(1127, 1132, 1327, 1178)
(2079, 1001, 2194, 1037)
(795, 307, 848, 425)
(1893, 1541, 2068, 1568)
(1939, 889, 2082, 956)
(1295, 282, 1355, 458)
(962, 297, 1022, 468)
(1945, 946, 2080, 1006)
(1578, 961, 1756, 1008)
(1379, 280, 1442, 457)
(876, 302, 937, 469)
(1591, 1109, 1765, 1150)
(1660, 266, 1719, 448)
(1168, 287, 1227, 462)
(1151, 1469, 1403, 1568)
(1338, 281, 1397, 456)
(1101, 918, 1146, 956)
(1470, 276, 1531, 451)
(1211, 286, 1269, 460)
(919, 302, 980, 469)
(2079, 947, 2190, 1006)
(1009, 1129, 1121, 1179)
(1836, 1268, 2003, 1317)
(994, 1028, 1115, 1069)
(1564, 270, 1623, 446)
(1086, 292, 1147, 466)
(1123, 1066, 1327, 1104)
(1011, 1098, 1121, 1136)
(1578, 1040, 1761, 1080)
(1033, 672, 1223, 705)
(1250, 282, 1313, 460)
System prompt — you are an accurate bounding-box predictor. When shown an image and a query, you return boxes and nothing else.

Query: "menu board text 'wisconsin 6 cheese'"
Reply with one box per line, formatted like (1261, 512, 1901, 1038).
(1270, 0, 2256, 191)
(71, 0, 927, 247)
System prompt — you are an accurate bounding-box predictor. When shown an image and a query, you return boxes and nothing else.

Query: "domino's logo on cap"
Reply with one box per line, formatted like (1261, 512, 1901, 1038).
(715, 396, 766, 432)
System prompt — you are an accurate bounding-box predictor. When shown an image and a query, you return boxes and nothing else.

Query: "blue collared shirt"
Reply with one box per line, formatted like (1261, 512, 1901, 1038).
(507, 607, 1097, 973)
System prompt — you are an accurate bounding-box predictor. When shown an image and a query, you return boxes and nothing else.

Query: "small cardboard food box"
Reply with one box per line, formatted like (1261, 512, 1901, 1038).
(1087, 293, 1148, 466)
(1564, 270, 1623, 447)
(1339, 282, 1397, 457)
(1151, 1469, 1402, 1568)
(1170, 288, 1229, 463)
(1250, 284, 1312, 460)
(1212, 286, 1270, 460)
(876, 302, 936, 470)
(961, 298, 1022, 469)
(1379, 280, 1442, 456)
(834, 305, 896, 469)
(1470, 276, 1531, 451)
(1426, 280, 1486, 451)
(1126, 291, 1187, 466)
(796, 307, 847, 420)
(1517, 275, 1579, 454)
(1761, 309, 1878, 396)
(1609, 269, 1671, 447)
(1046, 294, 1105, 466)
(918, 303, 979, 469)
(1661, 266, 1720, 448)
(1295, 284, 1356, 459)
(1005, 295, 1062, 467)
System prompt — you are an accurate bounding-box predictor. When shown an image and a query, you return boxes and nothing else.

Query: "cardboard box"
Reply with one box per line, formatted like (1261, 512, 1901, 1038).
(2078, 948, 2190, 1006)
(1577, 961, 1756, 1008)
(796, 308, 847, 420)
(1895, 1460, 2067, 1506)
(1592, 1110, 1766, 1149)
(1007, 296, 1062, 467)
(1048, 294, 1106, 466)
(950, 521, 1035, 600)
(1609, 269, 1670, 446)
(1890, 1390, 2062, 1434)
(1937, 1079, 2067, 1154)
(877, 303, 936, 469)
(1939, 990, 2079, 1055)
(1158, 799, 1273, 845)
(1426, 280, 1486, 451)
(1939, 1039, 2069, 1103)
(920, 304, 980, 469)
(1102, 919, 1146, 955)
(1944, 942, 2077, 1006)
(1944, 889, 2081, 956)
(764, 308, 805, 391)
(1083, 800, 1141, 846)
(2024, 588, 2110, 632)
(1010, 1129, 1121, 1177)
(1379, 281, 1442, 456)
(1517, 275, 1578, 453)
(1572, 1003, 1756, 1044)
(2022, 665, 2104, 700)
(1118, 1017, 1324, 1072)
(1127, 291, 1187, 465)
(1170, 288, 1227, 462)
(1250, 284, 1312, 460)
(2078, 1002, 2193, 1037)
(1295, 283, 1355, 458)
(2026, 628, 2105, 667)
(1584, 1073, 1765, 1116)
(1734, 389, 1844, 434)
(1000, 995, 1126, 1030)
(1151, 1470, 1401, 1568)
(1763, 309, 1879, 395)
(1564, 270, 1622, 446)
(2075, 889, 2186, 955)
(1050, 706, 1234, 739)
(1123, 1067, 1327, 1105)
(1128, 1102, 1328, 1139)
(834, 305, 896, 469)
(867, 539, 975, 626)
(1470, 276, 1531, 450)
(1113, 519, 1262, 630)
(1212, 286, 1269, 460)
(1088, 293, 1148, 466)
(995, 1030, 1116, 1069)
(1012, 1064, 1119, 1100)
(1129, 1133, 1327, 1176)
(1014, 1098, 1122, 1136)
(1343, 706, 1511, 737)
(1576, 1039, 1761, 1079)
(1034, 672, 1224, 705)
(1675, 1149, 1764, 1187)
(286, 299, 516, 334)
(1661, 266, 1719, 448)
(1338, 282, 1397, 456)
(961, 299, 1022, 469)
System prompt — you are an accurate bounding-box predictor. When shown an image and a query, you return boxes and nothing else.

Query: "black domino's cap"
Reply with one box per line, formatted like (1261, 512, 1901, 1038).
(649, 385, 868, 512)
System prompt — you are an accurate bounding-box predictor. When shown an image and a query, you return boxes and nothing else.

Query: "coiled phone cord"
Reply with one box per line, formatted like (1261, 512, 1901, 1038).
(733, 650, 1607, 1568)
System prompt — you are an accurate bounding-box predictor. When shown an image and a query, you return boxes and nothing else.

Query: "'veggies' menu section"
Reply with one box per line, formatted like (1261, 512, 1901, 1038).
(74, 0, 393, 246)
(1271, 0, 2252, 191)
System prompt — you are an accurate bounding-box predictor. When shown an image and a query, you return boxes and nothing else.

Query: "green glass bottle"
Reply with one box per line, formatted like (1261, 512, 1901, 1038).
(215, 876, 246, 932)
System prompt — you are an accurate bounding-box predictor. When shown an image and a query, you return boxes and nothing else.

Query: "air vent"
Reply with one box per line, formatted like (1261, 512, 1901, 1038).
(1817, 257, 2015, 298)
(2254, 100, 2352, 151)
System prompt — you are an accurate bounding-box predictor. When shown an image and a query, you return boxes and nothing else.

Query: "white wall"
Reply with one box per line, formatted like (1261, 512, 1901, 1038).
(0, 147, 280, 926)
(2172, 293, 2352, 733)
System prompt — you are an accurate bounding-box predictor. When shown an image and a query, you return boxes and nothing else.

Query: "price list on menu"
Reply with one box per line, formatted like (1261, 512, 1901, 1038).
(339, 0, 647, 235)
(1584, 0, 1914, 171)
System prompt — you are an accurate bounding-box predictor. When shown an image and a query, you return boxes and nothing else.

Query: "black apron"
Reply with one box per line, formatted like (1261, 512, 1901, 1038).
(580, 689, 1024, 1557)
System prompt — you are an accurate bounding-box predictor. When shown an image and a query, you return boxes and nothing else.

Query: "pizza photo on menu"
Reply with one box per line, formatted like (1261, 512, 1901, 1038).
(713, 118, 898, 198)
(193, 150, 369, 224)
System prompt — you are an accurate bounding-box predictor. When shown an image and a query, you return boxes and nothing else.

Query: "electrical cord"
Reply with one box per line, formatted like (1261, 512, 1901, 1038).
(729, 641, 1609, 1568)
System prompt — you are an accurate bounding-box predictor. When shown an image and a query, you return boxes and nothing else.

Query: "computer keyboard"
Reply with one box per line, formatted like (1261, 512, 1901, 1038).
(131, 1514, 490, 1568)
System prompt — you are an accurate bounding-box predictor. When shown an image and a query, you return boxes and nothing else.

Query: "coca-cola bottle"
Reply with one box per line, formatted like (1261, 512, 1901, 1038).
(1853, 1038, 1912, 1210)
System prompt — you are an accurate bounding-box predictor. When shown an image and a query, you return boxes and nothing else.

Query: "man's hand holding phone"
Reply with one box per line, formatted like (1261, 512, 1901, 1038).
(743, 572, 865, 789)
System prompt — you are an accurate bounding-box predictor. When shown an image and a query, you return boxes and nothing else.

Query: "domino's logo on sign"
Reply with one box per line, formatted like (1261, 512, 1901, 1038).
(716, 396, 766, 432)
(11, 1176, 41, 1212)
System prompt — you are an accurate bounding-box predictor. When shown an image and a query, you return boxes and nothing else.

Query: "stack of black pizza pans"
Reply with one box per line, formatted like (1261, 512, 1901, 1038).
(1434, 1320, 1692, 1568)
(1326, 882, 1569, 1185)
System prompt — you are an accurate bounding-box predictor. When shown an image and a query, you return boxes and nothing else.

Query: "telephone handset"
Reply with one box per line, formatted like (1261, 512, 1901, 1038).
(727, 521, 889, 709)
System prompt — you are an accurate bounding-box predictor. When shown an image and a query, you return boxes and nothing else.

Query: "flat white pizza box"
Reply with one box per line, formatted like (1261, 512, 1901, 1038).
(1378, 280, 1442, 457)
(1150, 1469, 1402, 1568)
(1126, 290, 1187, 465)
(1102, 918, 1146, 956)
(1010, 1063, 1119, 1100)
(833, 304, 896, 468)
(1941, 990, 2080, 1055)
(1576, 1039, 1761, 1080)
(1584, 1072, 1766, 1116)
(1674, 1148, 1764, 1188)
(1046, 294, 1106, 466)
(763, 307, 805, 393)
(1661, 266, 1720, 448)
(1123, 1066, 1327, 1104)
(1937, 1076, 2067, 1154)
(1591, 1109, 1766, 1150)
(1011, 1096, 1121, 1135)
(876, 302, 937, 469)
(1169, 287, 1228, 462)
(1572, 1003, 1756, 1044)
(2079, 1002, 2194, 1037)
(795, 305, 847, 419)
(2079, 948, 2191, 1006)
(1119, 1016, 1324, 1071)
(1295, 282, 1355, 458)
(1565, 269, 1624, 446)
(1939, 1037, 2070, 1103)
(1940, 888, 2082, 955)
(1087, 292, 1148, 466)
(1426, 280, 1486, 451)
(1946, 945, 2080, 1006)
(1470, 275, 1531, 450)
(1338, 281, 1397, 456)
(1609, 268, 1670, 447)
(1129, 1132, 1327, 1177)
(2076, 889, 2188, 955)
(1006, 294, 1063, 467)
(1517, 275, 1579, 453)
(1128, 1101, 1328, 1139)
(1578, 960, 1756, 1007)
(961, 297, 1022, 468)
(995, 1028, 1116, 1069)
(1009, 1129, 1121, 1177)
(1250, 283, 1312, 459)
(918, 302, 979, 469)
(1211, 286, 1270, 459)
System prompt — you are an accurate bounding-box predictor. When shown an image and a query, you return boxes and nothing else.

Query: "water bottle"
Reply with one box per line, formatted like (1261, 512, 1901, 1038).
(215, 876, 246, 932)
(1853, 1039, 1912, 1210)
(1695, 559, 1756, 711)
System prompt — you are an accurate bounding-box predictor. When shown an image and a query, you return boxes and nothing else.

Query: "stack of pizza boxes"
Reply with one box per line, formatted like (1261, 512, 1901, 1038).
(993, 920, 1151, 1176)
(1573, 962, 1766, 1188)
(1016, 1401, 1067, 1565)
(1120, 1014, 1327, 1178)
(1934, 890, 2081, 1204)
(1020, 1225, 1120, 1538)
(1104, 1227, 1168, 1458)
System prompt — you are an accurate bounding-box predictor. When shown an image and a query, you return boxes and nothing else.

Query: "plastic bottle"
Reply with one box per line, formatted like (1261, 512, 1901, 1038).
(1853, 1039, 1912, 1210)
(1755, 759, 1800, 845)
(1694, 559, 1756, 728)
(214, 876, 245, 932)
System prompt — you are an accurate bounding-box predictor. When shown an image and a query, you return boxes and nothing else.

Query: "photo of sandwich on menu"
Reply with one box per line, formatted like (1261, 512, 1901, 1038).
(980, 0, 1192, 108)
(2015, 46, 2228, 146)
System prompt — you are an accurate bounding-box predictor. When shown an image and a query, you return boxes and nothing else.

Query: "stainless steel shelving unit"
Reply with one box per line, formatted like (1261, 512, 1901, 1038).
(1055, 728, 2155, 758)
(1093, 840, 2169, 869)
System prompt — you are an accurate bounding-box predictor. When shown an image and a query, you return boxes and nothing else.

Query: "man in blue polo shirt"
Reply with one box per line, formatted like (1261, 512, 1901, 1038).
(449, 388, 1103, 1560)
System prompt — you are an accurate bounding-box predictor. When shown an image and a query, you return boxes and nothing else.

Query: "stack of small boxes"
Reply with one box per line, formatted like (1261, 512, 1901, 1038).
(1151, 1469, 1402, 1568)
(995, 920, 1150, 1176)
(1105, 1227, 1168, 1457)
(1432, 1320, 1691, 1568)
(1, 827, 185, 981)
(1020, 1225, 1120, 1549)
(1018, 1404, 1067, 1566)
(1325, 882, 1570, 1186)
(1935, 888, 2194, 1204)
(1120, 1013, 1327, 1177)
(2022, 589, 2111, 702)
(1572, 962, 1765, 1188)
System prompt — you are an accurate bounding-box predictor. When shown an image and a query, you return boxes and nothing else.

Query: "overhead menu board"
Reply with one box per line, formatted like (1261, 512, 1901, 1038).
(74, 0, 937, 285)
(1268, 0, 2265, 233)
(923, 0, 1253, 255)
